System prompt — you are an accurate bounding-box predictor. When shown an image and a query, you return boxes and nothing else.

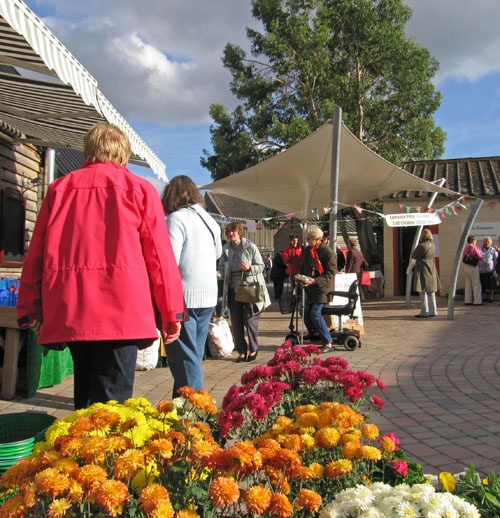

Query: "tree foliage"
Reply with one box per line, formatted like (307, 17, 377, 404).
(201, 0, 445, 181)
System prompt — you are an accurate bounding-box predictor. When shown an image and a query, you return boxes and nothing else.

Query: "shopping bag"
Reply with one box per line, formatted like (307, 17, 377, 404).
(207, 317, 234, 357)
(136, 332, 160, 371)
(361, 271, 371, 286)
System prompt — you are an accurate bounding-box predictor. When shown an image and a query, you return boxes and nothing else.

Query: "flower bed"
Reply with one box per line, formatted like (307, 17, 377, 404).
(0, 341, 493, 517)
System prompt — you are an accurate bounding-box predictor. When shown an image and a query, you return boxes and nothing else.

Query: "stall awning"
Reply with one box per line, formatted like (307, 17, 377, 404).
(0, 0, 166, 180)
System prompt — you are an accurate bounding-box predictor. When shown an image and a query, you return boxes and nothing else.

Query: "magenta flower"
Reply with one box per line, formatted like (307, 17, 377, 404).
(391, 459, 408, 476)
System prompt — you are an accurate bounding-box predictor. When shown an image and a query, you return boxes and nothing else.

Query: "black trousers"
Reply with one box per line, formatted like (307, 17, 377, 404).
(69, 341, 138, 410)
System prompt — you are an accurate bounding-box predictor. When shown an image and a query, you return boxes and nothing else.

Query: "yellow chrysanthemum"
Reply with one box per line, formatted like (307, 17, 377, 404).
(67, 480, 84, 504)
(243, 485, 272, 515)
(175, 510, 200, 518)
(208, 476, 240, 507)
(132, 460, 160, 492)
(309, 462, 324, 478)
(315, 426, 341, 448)
(273, 416, 293, 432)
(296, 488, 322, 513)
(297, 411, 319, 429)
(300, 433, 316, 451)
(439, 471, 456, 492)
(91, 479, 130, 517)
(268, 492, 293, 518)
(324, 459, 353, 478)
(361, 445, 382, 461)
(361, 423, 380, 440)
(47, 498, 72, 518)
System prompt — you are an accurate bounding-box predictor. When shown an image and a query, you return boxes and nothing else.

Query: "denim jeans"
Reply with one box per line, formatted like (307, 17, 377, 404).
(304, 303, 331, 345)
(69, 340, 138, 410)
(166, 307, 214, 397)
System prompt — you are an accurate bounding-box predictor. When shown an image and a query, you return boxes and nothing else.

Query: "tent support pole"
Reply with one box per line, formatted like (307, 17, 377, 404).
(329, 107, 342, 251)
(405, 178, 446, 307)
(447, 198, 483, 320)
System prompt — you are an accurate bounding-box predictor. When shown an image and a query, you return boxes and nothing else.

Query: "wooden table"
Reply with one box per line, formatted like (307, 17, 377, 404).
(0, 306, 22, 400)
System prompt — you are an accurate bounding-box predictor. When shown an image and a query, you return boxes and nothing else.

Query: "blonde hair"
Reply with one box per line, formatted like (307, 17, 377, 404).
(420, 228, 433, 242)
(83, 123, 131, 166)
(306, 225, 323, 240)
(348, 237, 359, 248)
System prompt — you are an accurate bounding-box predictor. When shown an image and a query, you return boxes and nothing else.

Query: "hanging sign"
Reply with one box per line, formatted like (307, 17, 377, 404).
(385, 213, 441, 227)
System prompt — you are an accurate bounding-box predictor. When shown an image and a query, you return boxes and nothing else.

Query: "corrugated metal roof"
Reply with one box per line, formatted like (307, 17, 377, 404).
(0, 0, 166, 180)
(400, 157, 500, 199)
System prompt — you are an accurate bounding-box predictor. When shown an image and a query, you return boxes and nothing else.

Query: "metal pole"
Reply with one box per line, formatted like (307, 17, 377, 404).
(447, 198, 483, 320)
(329, 107, 342, 251)
(405, 178, 446, 307)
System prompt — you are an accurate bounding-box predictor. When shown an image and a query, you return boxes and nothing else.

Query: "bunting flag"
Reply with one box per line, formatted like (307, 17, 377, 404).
(488, 201, 496, 209)
(205, 193, 480, 228)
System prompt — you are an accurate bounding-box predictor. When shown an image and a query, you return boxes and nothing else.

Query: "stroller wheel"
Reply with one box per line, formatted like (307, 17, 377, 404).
(285, 333, 298, 345)
(344, 335, 360, 351)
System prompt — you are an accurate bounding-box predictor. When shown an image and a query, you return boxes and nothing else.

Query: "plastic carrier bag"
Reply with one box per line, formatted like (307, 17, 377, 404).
(207, 317, 234, 358)
(136, 332, 160, 371)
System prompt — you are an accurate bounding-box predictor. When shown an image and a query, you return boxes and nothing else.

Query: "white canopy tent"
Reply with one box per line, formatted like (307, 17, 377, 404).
(0, 0, 166, 180)
(202, 118, 457, 217)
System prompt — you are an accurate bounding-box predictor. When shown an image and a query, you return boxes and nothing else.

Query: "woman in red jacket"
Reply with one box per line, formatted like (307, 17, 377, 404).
(17, 123, 186, 409)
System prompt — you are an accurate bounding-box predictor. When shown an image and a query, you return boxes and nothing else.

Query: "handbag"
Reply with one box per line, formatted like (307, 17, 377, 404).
(207, 317, 234, 357)
(234, 273, 264, 304)
(463, 252, 479, 267)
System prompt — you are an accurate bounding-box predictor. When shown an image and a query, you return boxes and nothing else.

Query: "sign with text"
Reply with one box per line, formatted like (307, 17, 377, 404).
(326, 273, 364, 330)
(385, 212, 442, 227)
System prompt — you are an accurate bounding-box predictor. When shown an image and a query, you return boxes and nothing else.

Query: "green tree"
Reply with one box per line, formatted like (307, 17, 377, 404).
(201, 0, 445, 180)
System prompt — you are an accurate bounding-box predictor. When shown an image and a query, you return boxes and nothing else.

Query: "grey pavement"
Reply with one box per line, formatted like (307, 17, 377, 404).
(1, 289, 499, 477)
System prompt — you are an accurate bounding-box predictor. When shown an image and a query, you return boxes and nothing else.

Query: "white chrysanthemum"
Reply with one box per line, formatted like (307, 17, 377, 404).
(318, 503, 342, 518)
(394, 500, 420, 517)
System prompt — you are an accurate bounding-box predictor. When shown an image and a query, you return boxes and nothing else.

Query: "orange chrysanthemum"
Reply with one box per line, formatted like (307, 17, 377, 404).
(119, 418, 138, 433)
(47, 498, 72, 518)
(68, 416, 95, 435)
(243, 485, 272, 515)
(0, 493, 29, 517)
(309, 462, 324, 478)
(67, 480, 84, 504)
(208, 476, 240, 507)
(157, 400, 175, 414)
(361, 423, 380, 440)
(315, 427, 341, 448)
(144, 438, 174, 460)
(189, 439, 217, 462)
(188, 390, 217, 414)
(268, 492, 293, 518)
(296, 488, 322, 513)
(78, 436, 108, 464)
(54, 435, 84, 457)
(297, 411, 319, 429)
(379, 435, 397, 453)
(139, 483, 172, 514)
(73, 464, 108, 492)
(114, 449, 146, 481)
(90, 408, 121, 429)
(293, 404, 317, 417)
(91, 479, 130, 517)
(34, 468, 72, 498)
(227, 441, 262, 475)
(282, 433, 302, 452)
(361, 445, 382, 461)
(177, 386, 196, 398)
(273, 416, 293, 432)
(341, 440, 361, 459)
(324, 459, 353, 478)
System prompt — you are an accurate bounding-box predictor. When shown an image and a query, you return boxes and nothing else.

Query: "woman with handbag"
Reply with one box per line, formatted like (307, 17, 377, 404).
(407, 228, 441, 318)
(218, 222, 270, 363)
(462, 235, 484, 306)
(345, 237, 369, 301)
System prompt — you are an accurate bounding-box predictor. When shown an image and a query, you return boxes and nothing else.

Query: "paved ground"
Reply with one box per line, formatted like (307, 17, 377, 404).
(1, 290, 499, 477)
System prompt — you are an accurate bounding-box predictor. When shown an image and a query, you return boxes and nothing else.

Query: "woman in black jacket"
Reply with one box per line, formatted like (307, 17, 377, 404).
(297, 225, 337, 352)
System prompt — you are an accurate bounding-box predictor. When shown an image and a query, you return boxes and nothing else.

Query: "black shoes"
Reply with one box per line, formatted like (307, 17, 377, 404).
(247, 352, 258, 362)
(236, 354, 247, 363)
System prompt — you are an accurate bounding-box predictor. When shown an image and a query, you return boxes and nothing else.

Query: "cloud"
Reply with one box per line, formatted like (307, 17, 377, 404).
(405, 0, 500, 83)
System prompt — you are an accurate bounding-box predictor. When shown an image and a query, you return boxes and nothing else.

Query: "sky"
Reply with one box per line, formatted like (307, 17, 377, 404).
(22, 0, 500, 193)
